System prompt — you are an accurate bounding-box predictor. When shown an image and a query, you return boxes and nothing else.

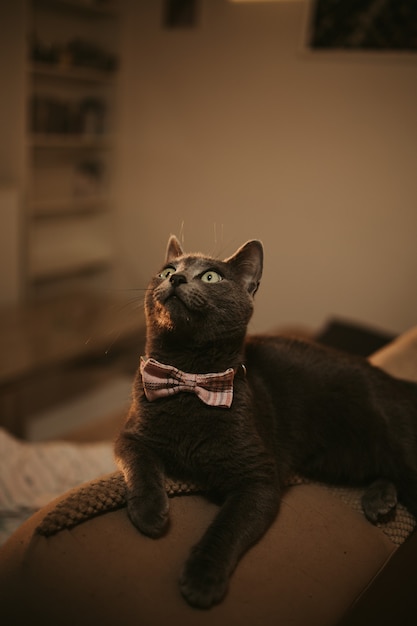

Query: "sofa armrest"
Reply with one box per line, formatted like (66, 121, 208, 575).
(338, 526, 417, 625)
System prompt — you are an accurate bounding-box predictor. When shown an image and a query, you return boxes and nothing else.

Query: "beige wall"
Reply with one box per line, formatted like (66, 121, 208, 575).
(0, 0, 26, 185)
(0, 187, 21, 305)
(0, 0, 26, 304)
(114, 0, 417, 335)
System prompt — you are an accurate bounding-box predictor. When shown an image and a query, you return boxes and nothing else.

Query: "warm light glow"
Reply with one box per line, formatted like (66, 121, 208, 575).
(229, 0, 302, 3)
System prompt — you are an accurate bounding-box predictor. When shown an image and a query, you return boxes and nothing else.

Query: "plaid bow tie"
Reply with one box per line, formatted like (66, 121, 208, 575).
(140, 357, 236, 408)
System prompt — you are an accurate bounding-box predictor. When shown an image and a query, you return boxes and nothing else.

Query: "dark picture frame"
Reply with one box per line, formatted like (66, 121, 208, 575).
(309, 0, 417, 52)
(163, 0, 199, 28)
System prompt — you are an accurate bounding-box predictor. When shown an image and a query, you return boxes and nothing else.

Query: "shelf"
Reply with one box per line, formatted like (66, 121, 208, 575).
(29, 62, 116, 83)
(23, 0, 120, 299)
(30, 195, 107, 217)
(30, 258, 112, 282)
(33, 0, 120, 18)
(0, 291, 145, 388)
(28, 210, 113, 279)
(30, 133, 112, 150)
(29, 248, 113, 281)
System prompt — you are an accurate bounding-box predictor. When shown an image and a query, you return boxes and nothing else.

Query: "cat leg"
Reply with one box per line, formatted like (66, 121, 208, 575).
(361, 479, 398, 523)
(114, 434, 169, 538)
(180, 482, 280, 609)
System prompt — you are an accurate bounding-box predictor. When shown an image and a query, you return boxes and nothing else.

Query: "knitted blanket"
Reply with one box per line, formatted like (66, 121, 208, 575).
(36, 471, 416, 546)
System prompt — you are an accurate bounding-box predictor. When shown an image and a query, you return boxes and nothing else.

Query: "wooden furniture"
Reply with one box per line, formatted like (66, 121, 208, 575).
(0, 292, 145, 438)
(25, 0, 120, 299)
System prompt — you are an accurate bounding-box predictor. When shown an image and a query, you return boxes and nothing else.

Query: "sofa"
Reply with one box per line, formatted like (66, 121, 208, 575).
(1, 326, 417, 625)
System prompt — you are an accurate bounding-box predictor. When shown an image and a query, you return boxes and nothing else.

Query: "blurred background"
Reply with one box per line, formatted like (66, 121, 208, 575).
(1, 0, 417, 440)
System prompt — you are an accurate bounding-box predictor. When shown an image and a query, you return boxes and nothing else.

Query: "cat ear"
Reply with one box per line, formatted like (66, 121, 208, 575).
(225, 240, 263, 296)
(165, 235, 184, 263)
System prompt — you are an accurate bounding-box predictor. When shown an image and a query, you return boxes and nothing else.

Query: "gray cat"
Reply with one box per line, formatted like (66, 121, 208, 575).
(114, 235, 417, 609)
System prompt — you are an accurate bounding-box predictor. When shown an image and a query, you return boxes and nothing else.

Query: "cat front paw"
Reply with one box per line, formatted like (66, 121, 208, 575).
(127, 490, 169, 538)
(362, 479, 397, 523)
(180, 553, 229, 609)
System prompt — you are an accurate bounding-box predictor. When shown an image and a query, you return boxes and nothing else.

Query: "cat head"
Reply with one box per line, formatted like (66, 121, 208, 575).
(145, 235, 263, 343)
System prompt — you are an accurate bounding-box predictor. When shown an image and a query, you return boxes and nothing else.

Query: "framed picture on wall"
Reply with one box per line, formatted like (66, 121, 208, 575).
(163, 0, 199, 28)
(308, 0, 417, 52)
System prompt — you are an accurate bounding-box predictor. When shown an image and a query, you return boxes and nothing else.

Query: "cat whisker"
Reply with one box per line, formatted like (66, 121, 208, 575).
(179, 219, 185, 247)
(104, 331, 121, 355)
(80, 288, 148, 355)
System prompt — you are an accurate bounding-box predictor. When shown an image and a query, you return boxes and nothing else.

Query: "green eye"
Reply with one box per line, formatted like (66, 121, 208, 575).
(159, 266, 176, 279)
(201, 270, 222, 284)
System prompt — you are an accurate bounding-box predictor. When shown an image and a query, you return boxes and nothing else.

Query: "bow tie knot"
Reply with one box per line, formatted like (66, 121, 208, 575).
(140, 357, 236, 408)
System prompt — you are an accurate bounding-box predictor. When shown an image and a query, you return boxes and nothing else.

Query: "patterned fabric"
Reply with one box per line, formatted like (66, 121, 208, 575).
(36, 470, 416, 546)
(140, 357, 236, 408)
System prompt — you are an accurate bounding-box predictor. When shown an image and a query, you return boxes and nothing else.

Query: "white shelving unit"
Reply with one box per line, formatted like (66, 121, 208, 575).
(0, 2, 147, 441)
(25, 0, 120, 298)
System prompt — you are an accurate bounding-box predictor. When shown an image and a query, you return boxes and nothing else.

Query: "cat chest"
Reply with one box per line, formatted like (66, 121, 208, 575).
(144, 400, 230, 458)
(140, 397, 268, 487)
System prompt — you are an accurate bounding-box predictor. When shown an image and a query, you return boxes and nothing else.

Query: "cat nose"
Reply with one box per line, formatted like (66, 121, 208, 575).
(170, 273, 187, 287)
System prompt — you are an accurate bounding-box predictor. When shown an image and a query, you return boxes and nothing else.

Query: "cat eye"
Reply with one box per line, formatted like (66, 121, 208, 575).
(159, 266, 176, 279)
(200, 270, 223, 284)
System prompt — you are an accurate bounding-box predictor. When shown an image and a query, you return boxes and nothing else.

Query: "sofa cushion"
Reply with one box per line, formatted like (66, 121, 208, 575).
(0, 482, 395, 626)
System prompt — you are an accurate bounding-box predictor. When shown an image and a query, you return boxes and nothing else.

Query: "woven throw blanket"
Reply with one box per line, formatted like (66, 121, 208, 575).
(35, 471, 415, 546)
